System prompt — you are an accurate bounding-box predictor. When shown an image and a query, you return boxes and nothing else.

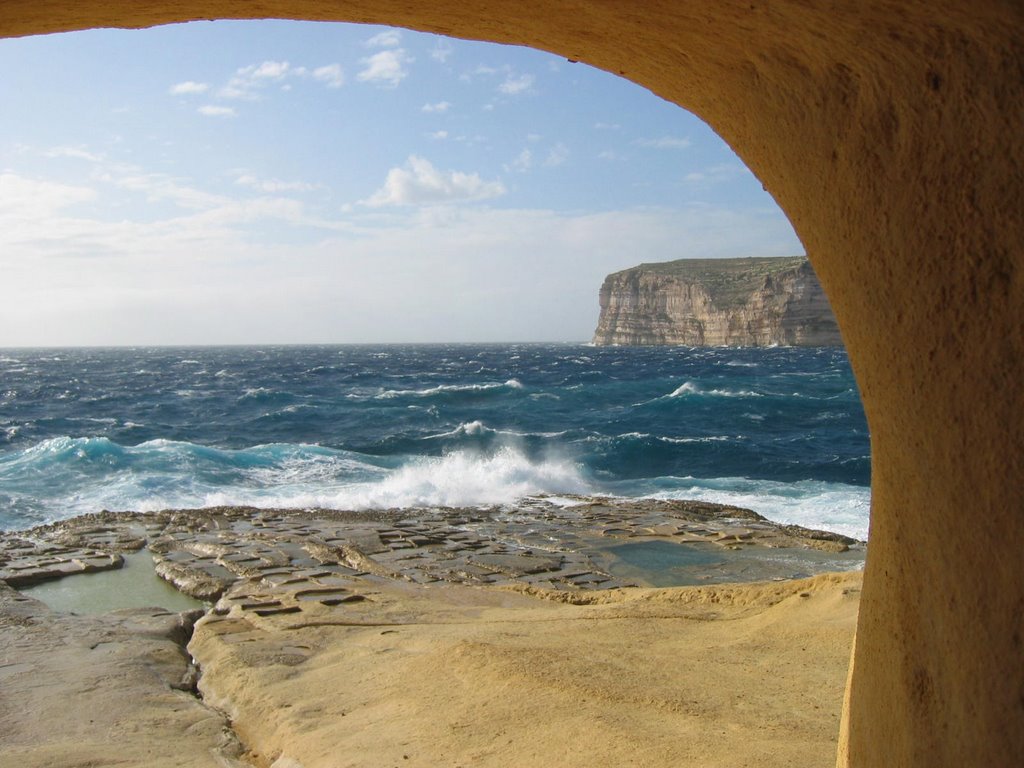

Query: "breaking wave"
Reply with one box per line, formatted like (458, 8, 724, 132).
(0, 436, 591, 527)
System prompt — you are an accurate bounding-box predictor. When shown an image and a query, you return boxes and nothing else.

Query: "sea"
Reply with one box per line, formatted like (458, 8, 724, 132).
(0, 344, 871, 540)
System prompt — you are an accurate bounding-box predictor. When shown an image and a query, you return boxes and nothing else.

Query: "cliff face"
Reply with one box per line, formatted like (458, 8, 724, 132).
(592, 257, 841, 346)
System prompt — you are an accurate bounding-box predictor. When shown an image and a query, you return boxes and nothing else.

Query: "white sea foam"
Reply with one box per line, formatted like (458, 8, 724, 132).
(332, 448, 588, 509)
(239, 387, 276, 400)
(425, 421, 567, 441)
(657, 435, 735, 444)
(0, 438, 592, 528)
(641, 476, 871, 541)
(375, 379, 523, 399)
(194, 447, 590, 512)
(668, 381, 701, 397)
(666, 381, 762, 398)
(632, 381, 763, 407)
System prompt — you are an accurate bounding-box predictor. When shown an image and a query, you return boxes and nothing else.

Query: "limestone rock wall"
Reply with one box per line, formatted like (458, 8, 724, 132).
(592, 257, 841, 346)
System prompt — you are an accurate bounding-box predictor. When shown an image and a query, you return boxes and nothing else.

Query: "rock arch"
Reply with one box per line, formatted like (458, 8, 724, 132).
(2, 2, 1021, 765)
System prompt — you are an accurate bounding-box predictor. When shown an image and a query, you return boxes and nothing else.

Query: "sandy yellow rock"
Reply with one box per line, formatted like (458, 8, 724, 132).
(190, 572, 861, 768)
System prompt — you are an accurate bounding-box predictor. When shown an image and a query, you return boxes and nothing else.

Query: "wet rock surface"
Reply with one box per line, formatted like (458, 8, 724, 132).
(0, 536, 123, 587)
(0, 582, 243, 768)
(2, 497, 862, 602)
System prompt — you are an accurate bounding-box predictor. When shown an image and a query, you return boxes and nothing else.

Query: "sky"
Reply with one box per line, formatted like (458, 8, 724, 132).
(0, 20, 803, 346)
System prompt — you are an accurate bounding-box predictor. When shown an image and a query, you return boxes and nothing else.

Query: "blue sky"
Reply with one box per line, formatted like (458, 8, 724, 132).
(0, 20, 802, 345)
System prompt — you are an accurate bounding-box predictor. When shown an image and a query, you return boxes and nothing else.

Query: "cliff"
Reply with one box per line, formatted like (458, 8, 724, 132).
(591, 256, 842, 346)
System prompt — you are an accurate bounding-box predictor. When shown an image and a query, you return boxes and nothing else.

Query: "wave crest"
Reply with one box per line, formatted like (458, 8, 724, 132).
(0, 436, 590, 528)
(375, 379, 524, 400)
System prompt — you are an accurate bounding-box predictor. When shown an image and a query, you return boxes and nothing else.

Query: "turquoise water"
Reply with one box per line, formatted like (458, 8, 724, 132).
(0, 344, 870, 538)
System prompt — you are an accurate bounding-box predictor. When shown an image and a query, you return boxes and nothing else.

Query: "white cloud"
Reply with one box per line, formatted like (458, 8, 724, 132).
(312, 64, 344, 88)
(363, 156, 506, 207)
(498, 72, 534, 95)
(598, 150, 618, 161)
(430, 39, 454, 63)
(220, 60, 291, 99)
(459, 64, 497, 83)
(365, 30, 402, 48)
(0, 164, 801, 345)
(545, 143, 569, 167)
(216, 60, 344, 100)
(98, 167, 229, 210)
(504, 149, 532, 173)
(250, 60, 291, 80)
(635, 136, 692, 149)
(220, 83, 255, 100)
(428, 130, 449, 140)
(357, 49, 412, 88)
(594, 122, 621, 131)
(235, 174, 317, 193)
(0, 173, 96, 220)
(198, 105, 237, 117)
(684, 163, 749, 185)
(43, 146, 103, 162)
(421, 100, 451, 113)
(169, 81, 210, 96)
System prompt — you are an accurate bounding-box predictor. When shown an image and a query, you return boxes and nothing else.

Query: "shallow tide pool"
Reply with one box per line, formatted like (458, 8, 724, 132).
(597, 538, 864, 587)
(20, 549, 205, 614)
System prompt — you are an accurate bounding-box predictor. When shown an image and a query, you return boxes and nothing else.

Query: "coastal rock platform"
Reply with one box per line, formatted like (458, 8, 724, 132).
(0, 500, 863, 767)
(0, 583, 243, 768)
(2, 497, 861, 599)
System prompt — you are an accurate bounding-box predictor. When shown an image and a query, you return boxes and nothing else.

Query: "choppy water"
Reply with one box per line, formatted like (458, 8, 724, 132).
(0, 344, 871, 538)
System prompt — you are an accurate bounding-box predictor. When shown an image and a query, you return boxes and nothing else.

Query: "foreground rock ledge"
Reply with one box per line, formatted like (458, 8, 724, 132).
(194, 569, 861, 768)
(0, 584, 244, 768)
(0, 502, 862, 767)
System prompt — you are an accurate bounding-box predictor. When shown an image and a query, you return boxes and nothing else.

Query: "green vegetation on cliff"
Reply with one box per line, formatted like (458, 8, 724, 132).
(636, 256, 809, 311)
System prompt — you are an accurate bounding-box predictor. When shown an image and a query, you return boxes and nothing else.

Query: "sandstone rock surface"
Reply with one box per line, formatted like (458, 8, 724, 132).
(592, 256, 841, 346)
(191, 566, 861, 768)
(0, 583, 243, 768)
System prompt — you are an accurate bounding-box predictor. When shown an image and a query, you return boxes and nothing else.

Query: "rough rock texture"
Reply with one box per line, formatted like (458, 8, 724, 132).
(0, 583, 243, 767)
(592, 256, 841, 346)
(191, 569, 861, 768)
(1, 3, 1022, 766)
(1, 507, 862, 767)
(6, 502, 863, 599)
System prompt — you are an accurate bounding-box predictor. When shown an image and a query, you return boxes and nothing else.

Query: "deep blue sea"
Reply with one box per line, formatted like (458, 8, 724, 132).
(0, 344, 871, 539)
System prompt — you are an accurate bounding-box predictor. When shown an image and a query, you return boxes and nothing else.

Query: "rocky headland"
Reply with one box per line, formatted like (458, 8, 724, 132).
(0, 501, 863, 767)
(592, 256, 842, 346)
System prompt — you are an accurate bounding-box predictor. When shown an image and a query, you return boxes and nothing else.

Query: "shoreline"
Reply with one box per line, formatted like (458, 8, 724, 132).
(3, 496, 863, 596)
(0, 500, 863, 767)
